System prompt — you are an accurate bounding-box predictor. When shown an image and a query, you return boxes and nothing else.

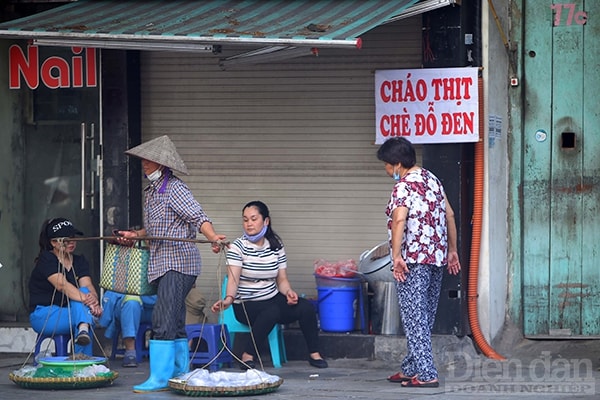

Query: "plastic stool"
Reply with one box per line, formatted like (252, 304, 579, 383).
(110, 322, 152, 363)
(186, 323, 233, 371)
(34, 332, 70, 364)
(219, 277, 287, 368)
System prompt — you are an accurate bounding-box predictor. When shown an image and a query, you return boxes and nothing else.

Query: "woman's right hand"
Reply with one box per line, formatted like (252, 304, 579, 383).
(116, 230, 137, 246)
(391, 256, 410, 282)
(210, 298, 232, 313)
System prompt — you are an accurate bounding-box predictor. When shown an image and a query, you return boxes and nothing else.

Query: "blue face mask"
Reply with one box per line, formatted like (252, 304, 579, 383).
(243, 225, 268, 243)
(393, 170, 400, 181)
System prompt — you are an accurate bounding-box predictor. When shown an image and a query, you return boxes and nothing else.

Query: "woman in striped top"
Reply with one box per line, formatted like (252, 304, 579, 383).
(211, 200, 327, 369)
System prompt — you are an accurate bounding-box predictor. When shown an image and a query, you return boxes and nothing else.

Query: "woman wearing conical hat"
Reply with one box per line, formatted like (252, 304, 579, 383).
(118, 135, 226, 393)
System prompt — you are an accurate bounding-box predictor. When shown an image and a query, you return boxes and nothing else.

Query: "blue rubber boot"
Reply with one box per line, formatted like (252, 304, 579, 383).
(173, 338, 190, 377)
(133, 340, 174, 393)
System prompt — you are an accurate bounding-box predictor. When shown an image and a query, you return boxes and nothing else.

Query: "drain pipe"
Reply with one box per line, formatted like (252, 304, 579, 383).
(466, 77, 506, 360)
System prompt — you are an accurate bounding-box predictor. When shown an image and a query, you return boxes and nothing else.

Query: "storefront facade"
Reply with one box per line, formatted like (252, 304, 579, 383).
(0, 0, 526, 348)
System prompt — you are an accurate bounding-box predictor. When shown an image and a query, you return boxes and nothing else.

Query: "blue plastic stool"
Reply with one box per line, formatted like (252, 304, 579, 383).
(186, 323, 233, 371)
(110, 321, 152, 363)
(34, 332, 71, 364)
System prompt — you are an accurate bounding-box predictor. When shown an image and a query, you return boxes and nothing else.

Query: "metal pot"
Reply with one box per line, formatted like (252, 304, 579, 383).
(358, 242, 394, 284)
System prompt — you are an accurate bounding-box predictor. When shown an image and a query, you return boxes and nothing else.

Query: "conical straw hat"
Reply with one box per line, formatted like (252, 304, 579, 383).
(125, 135, 189, 175)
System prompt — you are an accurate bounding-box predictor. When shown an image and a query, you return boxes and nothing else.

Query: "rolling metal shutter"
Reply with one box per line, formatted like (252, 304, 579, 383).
(140, 18, 422, 301)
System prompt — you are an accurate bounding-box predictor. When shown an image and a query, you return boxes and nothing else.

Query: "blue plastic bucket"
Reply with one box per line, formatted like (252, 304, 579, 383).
(317, 285, 359, 332)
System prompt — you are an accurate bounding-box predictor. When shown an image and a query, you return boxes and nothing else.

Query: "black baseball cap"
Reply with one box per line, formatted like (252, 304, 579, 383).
(46, 218, 84, 239)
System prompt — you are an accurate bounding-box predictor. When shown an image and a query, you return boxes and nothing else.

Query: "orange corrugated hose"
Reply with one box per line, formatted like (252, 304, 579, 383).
(467, 76, 506, 360)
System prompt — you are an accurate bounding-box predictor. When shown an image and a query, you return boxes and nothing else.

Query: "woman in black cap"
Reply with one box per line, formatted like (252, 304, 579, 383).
(29, 217, 102, 356)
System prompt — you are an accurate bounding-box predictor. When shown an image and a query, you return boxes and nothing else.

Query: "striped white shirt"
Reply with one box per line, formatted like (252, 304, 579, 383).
(227, 237, 287, 302)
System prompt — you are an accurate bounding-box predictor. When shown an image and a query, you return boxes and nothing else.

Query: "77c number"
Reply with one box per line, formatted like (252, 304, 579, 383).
(551, 3, 588, 26)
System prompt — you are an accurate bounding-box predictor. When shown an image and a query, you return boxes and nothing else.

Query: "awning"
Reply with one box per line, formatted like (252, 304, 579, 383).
(0, 0, 458, 52)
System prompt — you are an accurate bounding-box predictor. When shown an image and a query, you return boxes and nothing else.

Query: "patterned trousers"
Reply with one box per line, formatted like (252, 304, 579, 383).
(396, 263, 443, 381)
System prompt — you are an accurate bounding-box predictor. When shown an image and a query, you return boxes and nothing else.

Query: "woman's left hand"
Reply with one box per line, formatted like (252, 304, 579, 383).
(285, 289, 298, 305)
(82, 292, 99, 308)
(447, 251, 461, 275)
(90, 304, 103, 317)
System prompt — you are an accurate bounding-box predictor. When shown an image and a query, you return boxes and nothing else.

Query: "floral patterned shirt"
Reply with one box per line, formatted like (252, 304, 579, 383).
(385, 168, 448, 267)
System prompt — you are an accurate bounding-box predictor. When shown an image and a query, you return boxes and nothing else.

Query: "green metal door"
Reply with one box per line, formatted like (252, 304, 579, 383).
(522, 0, 600, 337)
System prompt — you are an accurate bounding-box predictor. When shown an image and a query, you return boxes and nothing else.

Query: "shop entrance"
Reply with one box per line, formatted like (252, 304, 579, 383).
(21, 45, 102, 286)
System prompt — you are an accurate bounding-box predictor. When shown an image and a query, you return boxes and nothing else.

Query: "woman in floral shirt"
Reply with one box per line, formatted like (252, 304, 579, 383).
(377, 137, 461, 388)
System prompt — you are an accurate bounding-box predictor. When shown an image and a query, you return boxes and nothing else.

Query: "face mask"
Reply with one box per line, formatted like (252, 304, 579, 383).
(393, 170, 400, 181)
(146, 168, 162, 182)
(243, 225, 268, 243)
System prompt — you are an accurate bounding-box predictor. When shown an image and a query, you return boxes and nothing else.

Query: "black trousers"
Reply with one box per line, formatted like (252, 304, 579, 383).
(233, 293, 320, 357)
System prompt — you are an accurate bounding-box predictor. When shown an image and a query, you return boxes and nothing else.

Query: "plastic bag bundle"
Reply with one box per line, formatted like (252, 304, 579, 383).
(12, 364, 112, 379)
(178, 369, 281, 387)
(314, 259, 357, 278)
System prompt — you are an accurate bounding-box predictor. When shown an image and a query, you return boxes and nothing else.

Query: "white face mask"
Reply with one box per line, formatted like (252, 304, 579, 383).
(146, 168, 162, 182)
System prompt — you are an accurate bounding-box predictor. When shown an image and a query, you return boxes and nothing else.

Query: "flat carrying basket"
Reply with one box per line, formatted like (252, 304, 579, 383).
(168, 377, 284, 397)
(10, 356, 118, 390)
(9, 371, 119, 390)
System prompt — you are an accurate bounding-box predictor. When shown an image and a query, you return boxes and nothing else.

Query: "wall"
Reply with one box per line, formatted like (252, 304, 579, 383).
(481, 0, 510, 341)
(0, 39, 27, 321)
(139, 19, 424, 310)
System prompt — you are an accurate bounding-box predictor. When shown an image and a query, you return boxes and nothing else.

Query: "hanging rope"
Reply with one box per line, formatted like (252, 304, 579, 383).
(23, 238, 110, 368)
(225, 268, 267, 371)
(183, 251, 272, 385)
(52, 235, 270, 377)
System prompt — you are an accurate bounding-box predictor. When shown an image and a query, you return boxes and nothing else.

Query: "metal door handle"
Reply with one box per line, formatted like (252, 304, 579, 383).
(80, 122, 97, 210)
(80, 122, 86, 210)
(89, 123, 95, 210)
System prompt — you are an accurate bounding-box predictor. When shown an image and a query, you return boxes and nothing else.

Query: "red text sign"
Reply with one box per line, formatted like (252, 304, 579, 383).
(9, 45, 97, 89)
(375, 67, 479, 144)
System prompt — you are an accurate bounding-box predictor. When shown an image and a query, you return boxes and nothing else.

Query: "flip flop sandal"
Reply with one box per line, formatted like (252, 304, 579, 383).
(401, 377, 440, 388)
(387, 372, 416, 383)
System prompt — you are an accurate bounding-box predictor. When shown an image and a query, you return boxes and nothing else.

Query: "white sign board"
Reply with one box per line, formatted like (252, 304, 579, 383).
(375, 67, 479, 144)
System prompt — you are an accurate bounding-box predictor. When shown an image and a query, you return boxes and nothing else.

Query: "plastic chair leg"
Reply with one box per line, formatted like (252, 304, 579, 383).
(267, 328, 282, 368)
(278, 327, 288, 363)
